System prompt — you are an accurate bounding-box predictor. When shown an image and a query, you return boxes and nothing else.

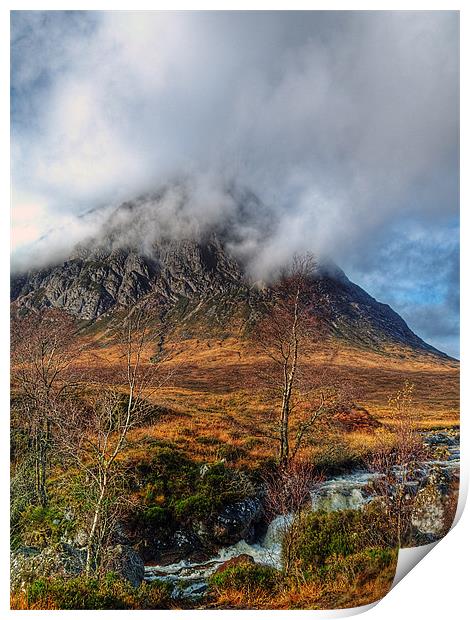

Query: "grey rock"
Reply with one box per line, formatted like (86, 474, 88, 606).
(10, 193, 452, 358)
(73, 528, 89, 547)
(198, 497, 263, 546)
(10, 543, 85, 590)
(101, 544, 144, 587)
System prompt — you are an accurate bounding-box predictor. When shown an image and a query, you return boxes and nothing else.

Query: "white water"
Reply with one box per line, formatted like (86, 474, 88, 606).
(145, 431, 459, 597)
(145, 470, 382, 596)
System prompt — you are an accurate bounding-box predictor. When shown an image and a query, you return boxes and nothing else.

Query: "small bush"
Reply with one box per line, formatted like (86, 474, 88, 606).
(284, 502, 399, 583)
(209, 563, 281, 594)
(321, 547, 398, 583)
(18, 505, 73, 548)
(216, 445, 245, 462)
(174, 494, 214, 521)
(26, 578, 48, 606)
(142, 506, 170, 529)
(196, 436, 221, 446)
(19, 574, 172, 610)
(288, 510, 361, 571)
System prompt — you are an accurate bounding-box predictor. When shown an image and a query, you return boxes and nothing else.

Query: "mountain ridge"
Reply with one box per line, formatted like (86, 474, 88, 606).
(10, 230, 449, 360)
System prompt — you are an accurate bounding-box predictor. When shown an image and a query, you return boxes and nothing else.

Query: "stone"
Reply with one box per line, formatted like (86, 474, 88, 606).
(101, 544, 145, 588)
(198, 497, 263, 546)
(10, 543, 85, 590)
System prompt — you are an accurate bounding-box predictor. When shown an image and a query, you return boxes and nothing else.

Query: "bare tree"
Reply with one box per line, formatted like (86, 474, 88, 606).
(367, 381, 428, 547)
(251, 254, 349, 467)
(57, 305, 179, 575)
(11, 309, 83, 507)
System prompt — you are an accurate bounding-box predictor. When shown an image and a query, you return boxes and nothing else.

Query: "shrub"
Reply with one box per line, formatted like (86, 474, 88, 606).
(26, 578, 48, 606)
(170, 462, 254, 523)
(209, 563, 281, 594)
(19, 574, 173, 610)
(287, 510, 361, 571)
(142, 506, 170, 529)
(17, 505, 73, 548)
(196, 436, 221, 446)
(321, 547, 398, 583)
(216, 445, 246, 462)
(283, 501, 400, 582)
(174, 494, 214, 521)
(133, 580, 173, 609)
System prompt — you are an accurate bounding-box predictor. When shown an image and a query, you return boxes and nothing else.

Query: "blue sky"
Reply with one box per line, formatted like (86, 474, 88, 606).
(10, 11, 459, 357)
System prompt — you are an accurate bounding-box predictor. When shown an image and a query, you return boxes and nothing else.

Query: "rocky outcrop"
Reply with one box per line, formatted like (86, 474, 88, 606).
(11, 238, 244, 321)
(10, 195, 449, 357)
(196, 498, 263, 546)
(132, 497, 263, 565)
(101, 544, 145, 587)
(10, 543, 85, 590)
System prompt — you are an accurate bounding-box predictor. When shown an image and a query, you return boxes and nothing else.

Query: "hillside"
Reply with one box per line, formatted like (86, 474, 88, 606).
(11, 195, 449, 359)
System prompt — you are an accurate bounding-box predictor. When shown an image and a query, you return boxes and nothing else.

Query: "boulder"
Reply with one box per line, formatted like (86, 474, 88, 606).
(10, 543, 85, 590)
(101, 544, 144, 587)
(198, 497, 263, 546)
(73, 528, 88, 547)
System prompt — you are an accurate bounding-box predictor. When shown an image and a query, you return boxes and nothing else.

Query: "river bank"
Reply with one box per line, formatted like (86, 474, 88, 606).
(144, 428, 459, 599)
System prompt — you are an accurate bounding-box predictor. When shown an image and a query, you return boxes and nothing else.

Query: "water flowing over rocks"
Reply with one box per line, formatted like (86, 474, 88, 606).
(144, 429, 459, 599)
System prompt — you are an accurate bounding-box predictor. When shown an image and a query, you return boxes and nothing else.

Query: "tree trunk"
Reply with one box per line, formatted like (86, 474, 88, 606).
(278, 287, 300, 468)
(86, 475, 107, 576)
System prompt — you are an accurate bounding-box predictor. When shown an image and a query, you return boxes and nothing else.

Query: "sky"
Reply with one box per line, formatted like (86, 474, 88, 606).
(10, 11, 459, 357)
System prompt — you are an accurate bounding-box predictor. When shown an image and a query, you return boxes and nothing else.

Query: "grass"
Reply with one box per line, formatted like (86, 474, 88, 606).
(206, 507, 399, 610)
(10, 573, 174, 610)
(56, 330, 459, 477)
(10, 324, 459, 610)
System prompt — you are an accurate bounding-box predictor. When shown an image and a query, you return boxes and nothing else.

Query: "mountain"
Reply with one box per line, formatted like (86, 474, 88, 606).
(10, 200, 446, 358)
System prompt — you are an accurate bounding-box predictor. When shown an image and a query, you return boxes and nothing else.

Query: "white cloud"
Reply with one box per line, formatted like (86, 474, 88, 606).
(11, 11, 459, 275)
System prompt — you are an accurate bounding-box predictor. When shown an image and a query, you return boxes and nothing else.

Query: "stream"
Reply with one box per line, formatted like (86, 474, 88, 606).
(145, 429, 459, 598)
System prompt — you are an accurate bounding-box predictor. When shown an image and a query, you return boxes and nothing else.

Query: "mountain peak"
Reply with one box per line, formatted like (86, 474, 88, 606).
(10, 220, 448, 360)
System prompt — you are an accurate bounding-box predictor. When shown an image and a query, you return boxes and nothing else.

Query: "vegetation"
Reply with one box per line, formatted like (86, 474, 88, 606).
(207, 507, 399, 610)
(10, 256, 459, 610)
(11, 573, 173, 610)
(251, 254, 354, 467)
(209, 563, 281, 593)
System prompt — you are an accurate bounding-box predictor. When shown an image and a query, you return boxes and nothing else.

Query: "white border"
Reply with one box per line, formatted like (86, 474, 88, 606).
(2, 2, 466, 618)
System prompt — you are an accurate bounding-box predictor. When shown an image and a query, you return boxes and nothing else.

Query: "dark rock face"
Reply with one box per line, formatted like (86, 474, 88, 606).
(130, 498, 263, 565)
(101, 544, 145, 587)
(311, 268, 442, 354)
(11, 237, 244, 321)
(10, 197, 448, 357)
(197, 498, 263, 546)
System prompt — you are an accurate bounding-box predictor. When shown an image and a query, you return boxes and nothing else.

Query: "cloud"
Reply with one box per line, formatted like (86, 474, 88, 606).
(347, 220, 460, 357)
(10, 11, 459, 354)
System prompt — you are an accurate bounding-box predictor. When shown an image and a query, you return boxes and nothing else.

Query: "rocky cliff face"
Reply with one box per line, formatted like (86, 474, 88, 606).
(11, 236, 244, 321)
(10, 200, 445, 357)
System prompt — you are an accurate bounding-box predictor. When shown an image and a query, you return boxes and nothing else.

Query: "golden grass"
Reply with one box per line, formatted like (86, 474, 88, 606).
(65, 333, 460, 471)
(207, 558, 397, 610)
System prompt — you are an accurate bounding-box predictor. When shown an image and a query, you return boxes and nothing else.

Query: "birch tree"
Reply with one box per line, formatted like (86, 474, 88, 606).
(11, 309, 82, 507)
(252, 254, 348, 467)
(58, 305, 179, 575)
